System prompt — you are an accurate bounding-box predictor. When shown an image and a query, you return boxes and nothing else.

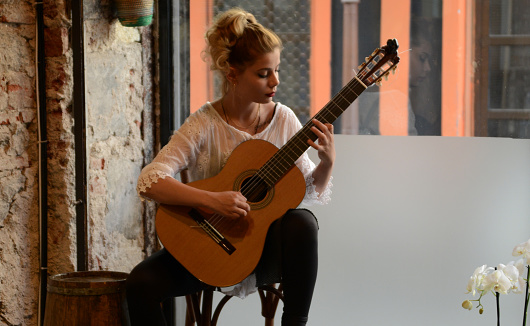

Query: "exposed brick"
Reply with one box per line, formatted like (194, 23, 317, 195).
(44, 27, 69, 57)
(0, 1, 34, 24)
(89, 157, 105, 170)
(42, 1, 69, 28)
(18, 110, 35, 123)
(7, 73, 34, 110)
(89, 176, 106, 195)
(7, 85, 22, 92)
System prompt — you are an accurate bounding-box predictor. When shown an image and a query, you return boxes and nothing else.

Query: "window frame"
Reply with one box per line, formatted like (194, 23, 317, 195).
(474, 0, 530, 137)
(158, 0, 190, 147)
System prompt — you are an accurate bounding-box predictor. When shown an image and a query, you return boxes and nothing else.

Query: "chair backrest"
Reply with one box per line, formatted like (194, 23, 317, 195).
(180, 169, 190, 184)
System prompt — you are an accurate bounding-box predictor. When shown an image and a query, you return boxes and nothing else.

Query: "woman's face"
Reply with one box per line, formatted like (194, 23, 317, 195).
(233, 47, 281, 104)
(409, 39, 433, 88)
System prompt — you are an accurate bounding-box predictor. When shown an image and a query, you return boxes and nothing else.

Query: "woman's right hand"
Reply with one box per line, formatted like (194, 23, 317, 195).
(206, 191, 250, 219)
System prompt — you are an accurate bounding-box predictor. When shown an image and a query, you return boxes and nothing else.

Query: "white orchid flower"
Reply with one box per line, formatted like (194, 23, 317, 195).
(512, 239, 530, 263)
(498, 263, 521, 292)
(505, 259, 528, 294)
(466, 265, 492, 296)
(483, 270, 512, 294)
(508, 259, 526, 275)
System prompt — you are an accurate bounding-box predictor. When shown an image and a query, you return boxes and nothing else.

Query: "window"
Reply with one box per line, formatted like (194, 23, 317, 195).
(161, 0, 530, 139)
(475, 0, 530, 137)
(158, 0, 190, 146)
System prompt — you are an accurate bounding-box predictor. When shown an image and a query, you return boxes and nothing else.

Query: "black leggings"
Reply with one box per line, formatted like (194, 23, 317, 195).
(126, 208, 319, 326)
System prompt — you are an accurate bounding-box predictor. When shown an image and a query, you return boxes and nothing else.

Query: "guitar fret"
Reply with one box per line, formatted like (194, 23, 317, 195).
(257, 171, 275, 188)
(154, 41, 400, 288)
(258, 72, 369, 186)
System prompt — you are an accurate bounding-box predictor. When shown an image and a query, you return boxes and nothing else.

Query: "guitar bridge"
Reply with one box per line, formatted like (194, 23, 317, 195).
(188, 209, 236, 255)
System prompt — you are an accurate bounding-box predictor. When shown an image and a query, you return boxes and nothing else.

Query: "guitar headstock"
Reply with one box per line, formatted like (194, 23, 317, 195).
(357, 38, 400, 87)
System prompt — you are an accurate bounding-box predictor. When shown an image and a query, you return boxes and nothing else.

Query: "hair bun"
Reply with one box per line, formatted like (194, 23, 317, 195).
(203, 7, 282, 95)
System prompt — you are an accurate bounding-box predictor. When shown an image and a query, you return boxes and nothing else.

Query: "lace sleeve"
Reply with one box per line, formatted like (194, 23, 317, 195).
(136, 162, 175, 198)
(136, 112, 205, 199)
(296, 153, 333, 206)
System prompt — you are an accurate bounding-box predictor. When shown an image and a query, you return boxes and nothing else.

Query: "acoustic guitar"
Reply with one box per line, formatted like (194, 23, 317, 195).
(155, 39, 401, 287)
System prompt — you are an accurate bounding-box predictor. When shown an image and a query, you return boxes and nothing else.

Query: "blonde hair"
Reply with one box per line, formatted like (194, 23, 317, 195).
(204, 8, 283, 95)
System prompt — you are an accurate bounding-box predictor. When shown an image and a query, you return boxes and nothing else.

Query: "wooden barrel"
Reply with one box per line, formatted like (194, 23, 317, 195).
(43, 271, 130, 326)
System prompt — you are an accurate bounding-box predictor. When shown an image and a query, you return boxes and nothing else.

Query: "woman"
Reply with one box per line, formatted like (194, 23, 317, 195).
(126, 8, 334, 326)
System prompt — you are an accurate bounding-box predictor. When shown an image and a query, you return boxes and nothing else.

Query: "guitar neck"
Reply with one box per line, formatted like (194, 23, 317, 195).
(257, 76, 368, 187)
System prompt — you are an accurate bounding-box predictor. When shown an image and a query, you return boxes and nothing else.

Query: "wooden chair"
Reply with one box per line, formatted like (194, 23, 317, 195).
(184, 283, 283, 326)
(177, 170, 284, 326)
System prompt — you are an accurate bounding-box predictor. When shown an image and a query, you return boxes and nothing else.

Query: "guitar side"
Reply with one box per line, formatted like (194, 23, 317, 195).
(155, 139, 306, 287)
(155, 39, 401, 287)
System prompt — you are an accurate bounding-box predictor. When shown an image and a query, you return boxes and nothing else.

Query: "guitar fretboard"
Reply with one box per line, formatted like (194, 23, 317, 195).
(257, 76, 368, 187)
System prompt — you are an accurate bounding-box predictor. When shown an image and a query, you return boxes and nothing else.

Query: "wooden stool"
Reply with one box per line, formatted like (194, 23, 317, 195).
(43, 271, 130, 326)
(185, 283, 283, 326)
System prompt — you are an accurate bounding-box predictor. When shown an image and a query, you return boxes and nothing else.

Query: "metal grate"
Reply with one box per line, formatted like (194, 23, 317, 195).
(214, 0, 312, 123)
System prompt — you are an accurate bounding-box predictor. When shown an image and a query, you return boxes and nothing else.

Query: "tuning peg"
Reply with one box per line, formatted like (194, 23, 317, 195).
(392, 66, 397, 74)
(384, 73, 389, 81)
(375, 79, 382, 87)
(365, 57, 370, 62)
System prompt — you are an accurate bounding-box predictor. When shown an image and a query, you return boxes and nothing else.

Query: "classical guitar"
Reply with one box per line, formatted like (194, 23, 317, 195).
(156, 39, 400, 287)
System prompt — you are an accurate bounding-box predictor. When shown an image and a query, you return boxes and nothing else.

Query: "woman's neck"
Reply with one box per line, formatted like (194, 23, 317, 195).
(221, 96, 261, 131)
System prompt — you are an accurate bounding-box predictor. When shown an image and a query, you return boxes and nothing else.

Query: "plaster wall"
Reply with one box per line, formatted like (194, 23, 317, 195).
(0, 1, 156, 324)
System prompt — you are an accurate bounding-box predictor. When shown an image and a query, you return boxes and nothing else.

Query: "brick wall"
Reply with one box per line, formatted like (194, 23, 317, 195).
(0, 0, 156, 324)
(0, 0, 40, 324)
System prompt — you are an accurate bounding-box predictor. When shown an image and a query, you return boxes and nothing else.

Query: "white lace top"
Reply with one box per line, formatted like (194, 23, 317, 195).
(137, 102, 332, 297)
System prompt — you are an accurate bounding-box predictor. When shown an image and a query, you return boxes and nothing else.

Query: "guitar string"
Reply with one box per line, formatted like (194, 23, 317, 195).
(207, 62, 384, 230)
(231, 49, 389, 205)
(205, 51, 396, 231)
(209, 70, 375, 230)
(227, 52, 394, 212)
(206, 77, 364, 229)
(205, 76, 365, 230)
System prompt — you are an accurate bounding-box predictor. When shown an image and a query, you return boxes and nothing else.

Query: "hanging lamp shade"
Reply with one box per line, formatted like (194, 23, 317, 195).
(115, 0, 154, 27)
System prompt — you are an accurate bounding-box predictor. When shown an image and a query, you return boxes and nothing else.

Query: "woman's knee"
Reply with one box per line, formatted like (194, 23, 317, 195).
(281, 209, 319, 236)
(126, 263, 156, 299)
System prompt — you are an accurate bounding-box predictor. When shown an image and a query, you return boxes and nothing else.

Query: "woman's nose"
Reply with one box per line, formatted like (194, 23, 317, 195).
(270, 72, 280, 87)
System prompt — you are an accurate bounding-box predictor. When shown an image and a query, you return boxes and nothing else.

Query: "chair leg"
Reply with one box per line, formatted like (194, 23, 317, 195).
(185, 294, 197, 326)
(200, 289, 213, 326)
(258, 283, 284, 326)
(185, 288, 216, 326)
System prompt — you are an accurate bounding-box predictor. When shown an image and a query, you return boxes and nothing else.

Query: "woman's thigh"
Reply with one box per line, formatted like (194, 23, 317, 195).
(127, 248, 209, 300)
(254, 208, 318, 286)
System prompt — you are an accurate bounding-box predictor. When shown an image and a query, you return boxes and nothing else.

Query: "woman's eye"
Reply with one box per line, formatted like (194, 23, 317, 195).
(258, 70, 279, 78)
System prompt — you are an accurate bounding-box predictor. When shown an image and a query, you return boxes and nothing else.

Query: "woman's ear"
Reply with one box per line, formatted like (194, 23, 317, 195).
(227, 67, 239, 85)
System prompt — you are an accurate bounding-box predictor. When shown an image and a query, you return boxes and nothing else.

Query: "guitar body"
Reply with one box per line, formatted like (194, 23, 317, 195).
(155, 39, 400, 288)
(155, 139, 306, 287)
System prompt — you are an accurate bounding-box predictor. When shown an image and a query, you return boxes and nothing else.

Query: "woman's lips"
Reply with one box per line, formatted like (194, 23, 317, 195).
(266, 92, 276, 97)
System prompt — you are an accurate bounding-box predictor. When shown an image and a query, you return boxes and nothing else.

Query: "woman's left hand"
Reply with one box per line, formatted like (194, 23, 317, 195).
(308, 119, 335, 168)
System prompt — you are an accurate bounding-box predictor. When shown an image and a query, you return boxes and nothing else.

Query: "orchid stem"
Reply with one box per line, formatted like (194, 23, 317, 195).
(496, 289, 501, 326)
(495, 266, 501, 326)
(523, 265, 529, 326)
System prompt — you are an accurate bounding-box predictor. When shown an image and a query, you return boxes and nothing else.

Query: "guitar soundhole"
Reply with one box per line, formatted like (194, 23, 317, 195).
(241, 176, 268, 203)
